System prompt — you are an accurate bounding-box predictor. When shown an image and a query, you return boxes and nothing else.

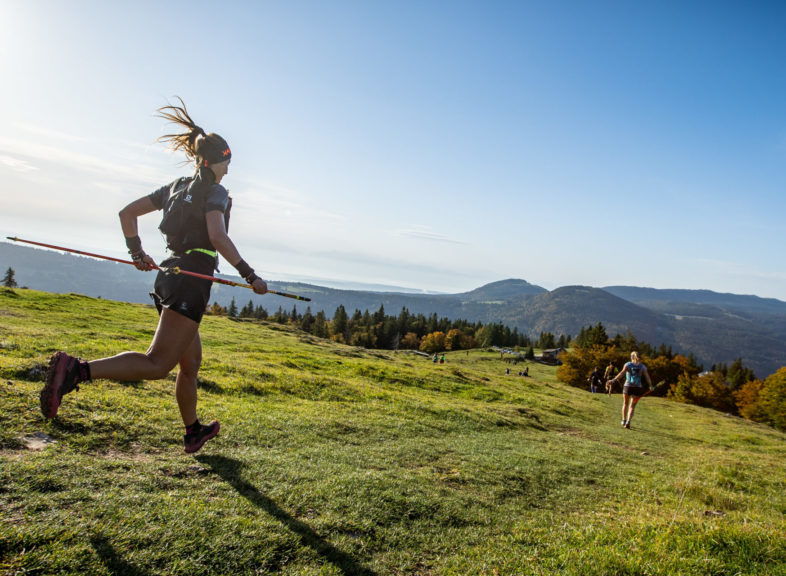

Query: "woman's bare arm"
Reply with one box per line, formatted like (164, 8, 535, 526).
(206, 210, 267, 294)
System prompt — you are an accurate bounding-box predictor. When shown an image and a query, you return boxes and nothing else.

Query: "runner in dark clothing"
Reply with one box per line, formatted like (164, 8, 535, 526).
(40, 98, 268, 453)
(588, 366, 603, 393)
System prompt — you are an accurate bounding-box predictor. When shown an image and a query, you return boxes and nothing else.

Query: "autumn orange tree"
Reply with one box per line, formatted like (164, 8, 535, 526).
(645, 353, 701, 385)
(420, 331, 447, 354)
(734, 367, 786, 431)
(445, 329, 463, 351)
(734, 379, 767, 421)
(557, 345, 623, 388)
(758, 368, 786, 430)
(445, 328, 477, 351)
(666, 357, 761, 415)
(669, 371, 736, 413)
(400, 332, 421, 350)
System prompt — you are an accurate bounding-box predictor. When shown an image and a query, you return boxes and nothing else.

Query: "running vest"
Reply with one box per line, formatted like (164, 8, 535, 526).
(156, 168, 231, 255)
(624, 362, 644, 386)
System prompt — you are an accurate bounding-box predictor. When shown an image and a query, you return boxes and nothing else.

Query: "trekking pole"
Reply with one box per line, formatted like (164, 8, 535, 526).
(7, 236, 144, 267)
(632, 380, 666, 405)
(6, 237, 311, 301)
(164, 266, 312, 301)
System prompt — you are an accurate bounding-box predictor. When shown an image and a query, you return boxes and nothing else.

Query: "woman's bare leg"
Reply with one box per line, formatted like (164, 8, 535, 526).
(626, 397, 639, 424)
(89, 308, 199, 381)
(175, 331, 202, 426)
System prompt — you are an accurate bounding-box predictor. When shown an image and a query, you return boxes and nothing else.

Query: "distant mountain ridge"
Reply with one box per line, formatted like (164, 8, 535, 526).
(602, 286, 786, 316)
(2, 242, 785, 377)
(496, 286, 665, 345)
(457, 279, 547, 302)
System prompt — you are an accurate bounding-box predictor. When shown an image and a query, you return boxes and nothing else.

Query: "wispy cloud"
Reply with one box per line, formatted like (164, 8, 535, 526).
(0, 122, 175, 188)
(0, 154, 38, 173)
(0, 137, 166, 186)
(231, 177, 347, 222)
(396, 225, 467, 245)
(11, 122, 91, 144)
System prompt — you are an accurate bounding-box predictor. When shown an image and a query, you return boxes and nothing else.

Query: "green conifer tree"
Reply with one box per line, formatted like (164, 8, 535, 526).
(3, 267, 17, 288)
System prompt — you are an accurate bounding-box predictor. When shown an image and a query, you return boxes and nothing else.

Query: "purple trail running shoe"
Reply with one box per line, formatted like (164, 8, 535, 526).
(40, 352, 88, 418)
(184, 420, 221, 454)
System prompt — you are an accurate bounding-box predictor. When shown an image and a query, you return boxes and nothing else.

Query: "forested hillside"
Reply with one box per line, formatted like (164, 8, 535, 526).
(3, 241, 785, 376)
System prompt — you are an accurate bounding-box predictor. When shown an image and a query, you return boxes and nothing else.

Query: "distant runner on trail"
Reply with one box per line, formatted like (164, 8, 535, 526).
(588, 366, 602, 393)
(607, 351, 652, 429)
(40, 97, 268, 454)
(603, 361, 616, 396)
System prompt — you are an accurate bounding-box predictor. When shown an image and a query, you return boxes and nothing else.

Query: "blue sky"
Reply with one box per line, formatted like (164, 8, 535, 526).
(1, 0, 784, 299)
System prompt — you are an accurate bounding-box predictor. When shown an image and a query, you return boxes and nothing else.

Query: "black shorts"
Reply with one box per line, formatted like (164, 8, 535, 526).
(150, 252, 215, 323)
(622, 385, 643, 397)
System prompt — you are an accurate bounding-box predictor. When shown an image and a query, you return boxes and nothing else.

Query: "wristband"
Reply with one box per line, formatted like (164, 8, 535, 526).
(125, 235, 142, 252)
(130, 249, 147, 264)
(234, 259, 254, 279)
(245, 272, 260, 284)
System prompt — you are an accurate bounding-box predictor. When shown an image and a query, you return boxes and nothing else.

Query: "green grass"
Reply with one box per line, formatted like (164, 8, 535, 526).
(1, 287, 785, 575)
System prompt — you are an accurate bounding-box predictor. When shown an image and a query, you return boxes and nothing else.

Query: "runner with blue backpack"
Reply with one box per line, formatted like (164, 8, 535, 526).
(40, 98, 269, 454)
(607, 351, 652, 429)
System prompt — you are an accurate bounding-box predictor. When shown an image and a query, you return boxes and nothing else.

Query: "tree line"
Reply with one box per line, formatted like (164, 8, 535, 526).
(559, 322, 786, 431)
(208, 298, 572, 354)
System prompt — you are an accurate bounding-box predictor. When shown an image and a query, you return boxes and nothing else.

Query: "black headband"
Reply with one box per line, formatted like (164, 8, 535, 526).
(195, 127, 231, 165)
(201, 144, 232, 166)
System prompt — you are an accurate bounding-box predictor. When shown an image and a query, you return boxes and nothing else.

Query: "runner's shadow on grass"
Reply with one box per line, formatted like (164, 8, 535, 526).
(90, 534, 149, 576)
(197, 454, 377, 576)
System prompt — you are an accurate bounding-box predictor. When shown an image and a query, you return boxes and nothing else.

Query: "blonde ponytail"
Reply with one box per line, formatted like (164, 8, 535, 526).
(155, 97, 231, 166)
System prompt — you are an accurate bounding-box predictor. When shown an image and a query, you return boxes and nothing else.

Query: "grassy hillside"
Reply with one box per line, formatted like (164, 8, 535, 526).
(1, 288, 785, 576)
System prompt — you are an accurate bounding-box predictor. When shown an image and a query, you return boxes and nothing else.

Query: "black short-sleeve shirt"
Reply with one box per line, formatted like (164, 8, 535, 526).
(149, 171, 230, 253)
(149, 177, 229, 213)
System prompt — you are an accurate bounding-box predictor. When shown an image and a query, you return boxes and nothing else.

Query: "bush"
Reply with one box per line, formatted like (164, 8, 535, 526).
(669, 372, 736, 413)
(736, 367, 786, 431)
(735, 379, 766, 421)
(420, 331, 447, 354)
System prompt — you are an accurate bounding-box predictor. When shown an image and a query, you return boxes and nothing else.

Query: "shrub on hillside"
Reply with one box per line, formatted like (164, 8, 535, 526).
(735, 367, 786, 431)
(557, 345, 624, 387)
(735, 379, 767, 421)
(420, 331, 447, 354)
(400, 332, 421, 350)
(669, 372, 736, 413)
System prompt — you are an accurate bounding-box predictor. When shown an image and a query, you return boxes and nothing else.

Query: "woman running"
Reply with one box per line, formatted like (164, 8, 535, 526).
(607, 351, 652, 429)
(40, 98, 268, 453)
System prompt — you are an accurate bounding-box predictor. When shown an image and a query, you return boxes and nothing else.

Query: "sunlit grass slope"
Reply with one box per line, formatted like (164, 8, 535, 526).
(1, 288, 785, 575)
